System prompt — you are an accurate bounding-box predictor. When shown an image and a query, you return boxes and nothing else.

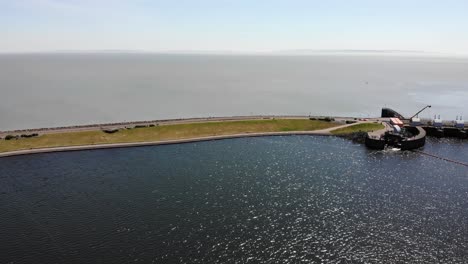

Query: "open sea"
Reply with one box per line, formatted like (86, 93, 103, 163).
(0, 136, 467, 263)
(0, 53, 467, 130)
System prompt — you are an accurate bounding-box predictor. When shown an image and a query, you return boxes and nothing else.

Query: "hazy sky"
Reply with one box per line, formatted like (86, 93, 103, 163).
(2, 0, 468, 54)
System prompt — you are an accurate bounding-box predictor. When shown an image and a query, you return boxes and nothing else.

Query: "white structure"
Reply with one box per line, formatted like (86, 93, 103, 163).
(455, 116, 465, 129)
(433, 115, 443, 128)
(410, 117, 421, 126)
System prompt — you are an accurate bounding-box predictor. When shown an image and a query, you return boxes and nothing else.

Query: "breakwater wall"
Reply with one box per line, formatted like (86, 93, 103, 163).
(365, 126, 426, 150)
(400, 127, 426, 150)
(423, 127, 467, 139)
(364, 137, 386, 150)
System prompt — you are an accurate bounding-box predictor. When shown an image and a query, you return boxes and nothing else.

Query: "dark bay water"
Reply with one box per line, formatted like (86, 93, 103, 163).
(1, 53, 467, 130)
(0, 136, 467, 263)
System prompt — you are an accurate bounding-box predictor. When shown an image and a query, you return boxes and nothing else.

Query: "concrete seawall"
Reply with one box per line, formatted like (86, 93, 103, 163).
(400, 127, 426, 151)
(365, 125, 426, 150)
(365, 137, 387, 150)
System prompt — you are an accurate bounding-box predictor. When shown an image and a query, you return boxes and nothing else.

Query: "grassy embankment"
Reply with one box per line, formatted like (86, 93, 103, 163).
(330, 123, 384, 135)
(0, 119, 339, 153)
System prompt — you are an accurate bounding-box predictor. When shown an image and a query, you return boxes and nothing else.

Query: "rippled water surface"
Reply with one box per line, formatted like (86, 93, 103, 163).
(0, 136, 467, 263)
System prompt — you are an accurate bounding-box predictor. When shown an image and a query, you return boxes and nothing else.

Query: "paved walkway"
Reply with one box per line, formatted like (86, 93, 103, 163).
(368, 121, 392, 139)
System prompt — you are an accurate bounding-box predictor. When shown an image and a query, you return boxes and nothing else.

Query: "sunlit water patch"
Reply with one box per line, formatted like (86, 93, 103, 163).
(0, 136, 467, 263)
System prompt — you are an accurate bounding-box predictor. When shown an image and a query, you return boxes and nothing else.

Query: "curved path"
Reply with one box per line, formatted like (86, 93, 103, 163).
(367, 121, 393, 139)
(0, 122, 360, 158)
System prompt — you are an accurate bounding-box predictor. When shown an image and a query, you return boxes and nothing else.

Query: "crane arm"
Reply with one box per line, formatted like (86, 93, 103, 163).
(410, 105, 431, 119)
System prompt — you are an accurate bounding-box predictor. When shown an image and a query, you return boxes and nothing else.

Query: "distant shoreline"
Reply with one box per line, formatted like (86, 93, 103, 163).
(1, 50, 466, 58)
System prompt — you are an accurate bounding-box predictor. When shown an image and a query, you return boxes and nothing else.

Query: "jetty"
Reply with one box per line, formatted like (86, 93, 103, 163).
(365, 119, 426, 150)
(365, 106, 467, 150)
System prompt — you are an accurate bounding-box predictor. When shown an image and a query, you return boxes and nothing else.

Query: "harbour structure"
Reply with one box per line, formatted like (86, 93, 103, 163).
(381, 108, 405, 119)
(455, 116, 465, 129)
(433, 115, 443, 128)
(444, 116, 467, 139)
(365, 118, 426, 150)
(424, 115, 445, 138)
(377, 106, 467, 142)
(366, 106, 433, 150)
(410, 117, 422, 126)
(423, 115, 467, 139)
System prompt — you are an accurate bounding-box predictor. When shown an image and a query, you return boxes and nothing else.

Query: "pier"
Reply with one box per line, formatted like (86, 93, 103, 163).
(365, 107, 466, 150)
(365, 122, 426, 150)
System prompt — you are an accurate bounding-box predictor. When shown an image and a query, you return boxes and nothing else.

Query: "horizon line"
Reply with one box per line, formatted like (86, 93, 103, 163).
(1, 49, 467, 57)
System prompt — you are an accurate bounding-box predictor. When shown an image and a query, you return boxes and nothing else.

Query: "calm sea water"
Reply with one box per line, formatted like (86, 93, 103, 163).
(0, 53, 467, 130)
(0, 136, 467, 263)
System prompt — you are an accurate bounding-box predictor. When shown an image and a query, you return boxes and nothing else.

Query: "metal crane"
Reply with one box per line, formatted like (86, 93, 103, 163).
(410, 105, 431, 120)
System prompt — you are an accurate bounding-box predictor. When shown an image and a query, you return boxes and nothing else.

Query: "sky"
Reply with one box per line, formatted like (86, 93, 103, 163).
(1, 0, 468, 54)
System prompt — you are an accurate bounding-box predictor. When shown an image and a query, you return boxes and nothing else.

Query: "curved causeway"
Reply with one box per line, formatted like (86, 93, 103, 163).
(0, 119, 371, 158)
(0, 131, 331, 158)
